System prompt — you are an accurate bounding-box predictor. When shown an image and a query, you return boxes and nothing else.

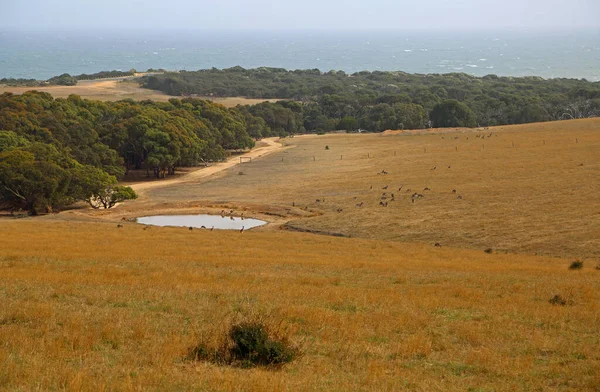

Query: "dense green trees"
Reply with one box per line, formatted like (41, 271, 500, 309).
(0, 91, 260, 213)
(47, 73, 78, 86)
(430, 100, 477, 128)
(142, 67, 600, 131)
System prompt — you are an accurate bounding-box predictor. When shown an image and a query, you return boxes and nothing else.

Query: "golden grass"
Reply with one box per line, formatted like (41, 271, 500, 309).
(0, 80, 171, 102)
(0, 220, 599, 391)
(134, 118, 600, 260)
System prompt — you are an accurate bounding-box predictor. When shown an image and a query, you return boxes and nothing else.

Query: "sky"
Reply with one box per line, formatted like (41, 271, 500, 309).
(3, 0, 600, 31)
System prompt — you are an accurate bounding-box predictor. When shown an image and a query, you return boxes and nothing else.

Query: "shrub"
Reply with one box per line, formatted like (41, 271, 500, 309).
(484, 248, 493, 254)
(569, 260, 583, 270)
(229, 322, 296, 367)
(325, 145, 329, 150)
(549, 295, 573, 306)
(187, 316, 298, 368)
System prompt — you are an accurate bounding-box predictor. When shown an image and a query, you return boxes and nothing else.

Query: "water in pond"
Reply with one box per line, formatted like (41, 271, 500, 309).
(137, 214, 266, 230)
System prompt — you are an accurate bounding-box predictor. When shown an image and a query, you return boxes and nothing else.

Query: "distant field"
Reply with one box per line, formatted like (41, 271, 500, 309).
(1, 119, 599, 390)
(110, 118, 599, 260)
(0, 80, 284, 107)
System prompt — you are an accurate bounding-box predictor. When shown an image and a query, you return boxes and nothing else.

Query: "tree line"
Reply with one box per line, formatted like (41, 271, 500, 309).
(1, 70, 139, 87)
(141, 67, 600, 132)
(0, 92, 257, 214)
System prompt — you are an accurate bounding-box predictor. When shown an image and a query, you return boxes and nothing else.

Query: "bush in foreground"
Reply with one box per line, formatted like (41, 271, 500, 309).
(188, 316, 298, 368)
(569, 260, 583, 270)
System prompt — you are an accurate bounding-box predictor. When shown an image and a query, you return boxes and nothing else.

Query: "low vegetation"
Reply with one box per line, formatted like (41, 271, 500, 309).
(569, 260, 584, 270)
(188, 315, 298, 368)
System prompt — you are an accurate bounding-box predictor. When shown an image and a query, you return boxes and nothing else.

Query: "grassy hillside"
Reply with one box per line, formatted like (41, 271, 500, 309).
(1, 118, 599, 390)
(142, 118, 600, 260)
(1, 220, 598, 391)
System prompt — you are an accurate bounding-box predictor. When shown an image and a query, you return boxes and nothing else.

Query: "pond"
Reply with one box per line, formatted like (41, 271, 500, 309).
(136, 214, 267, 230)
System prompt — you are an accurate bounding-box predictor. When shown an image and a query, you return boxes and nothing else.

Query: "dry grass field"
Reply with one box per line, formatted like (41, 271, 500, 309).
(1, 220, 599, 391)
(139, 118, 600, 260)
(1, 119, 600, 391)
(0, 80, 283, 107)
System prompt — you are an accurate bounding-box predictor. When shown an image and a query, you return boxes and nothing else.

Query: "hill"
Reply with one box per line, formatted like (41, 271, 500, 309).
(1, 118, 599, 390)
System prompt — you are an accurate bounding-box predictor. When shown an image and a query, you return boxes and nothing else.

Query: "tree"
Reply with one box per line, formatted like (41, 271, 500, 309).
(48, 73, 78, 86)
(429, 100, 477, 128)
(0, 144, 71, 214)
(68, 165, 118, 208)
(337, 116, 357, 132)
(0, 130, 29, 152)
(393, 103, 426, 130)
(85, 185, 137, 209)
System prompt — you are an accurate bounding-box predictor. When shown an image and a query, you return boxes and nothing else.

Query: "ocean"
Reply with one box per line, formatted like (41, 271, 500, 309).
(1, 29, 599, 81)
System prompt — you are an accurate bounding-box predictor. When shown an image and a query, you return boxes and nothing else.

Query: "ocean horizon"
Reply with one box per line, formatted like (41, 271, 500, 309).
(1, 28, 599, 81)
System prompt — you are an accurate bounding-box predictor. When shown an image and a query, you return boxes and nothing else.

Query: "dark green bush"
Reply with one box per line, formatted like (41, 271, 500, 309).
(187, 318, 298, 368)
(229, 322, 296, 367)
(549, 295, 573, 306)
(569, 261, 583, 270)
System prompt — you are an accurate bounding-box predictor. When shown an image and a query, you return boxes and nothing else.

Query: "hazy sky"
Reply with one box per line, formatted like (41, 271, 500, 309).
(3, 0, 600, 31)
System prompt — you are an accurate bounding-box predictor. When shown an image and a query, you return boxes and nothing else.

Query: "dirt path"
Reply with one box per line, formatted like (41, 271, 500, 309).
(129, 137, 285, 195)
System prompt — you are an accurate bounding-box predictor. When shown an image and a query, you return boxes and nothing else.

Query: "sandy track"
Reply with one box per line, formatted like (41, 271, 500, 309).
(129, 137, 284, 194)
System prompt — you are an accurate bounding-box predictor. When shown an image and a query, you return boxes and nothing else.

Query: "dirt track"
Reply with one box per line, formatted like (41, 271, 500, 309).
(129, 137, 285, 195)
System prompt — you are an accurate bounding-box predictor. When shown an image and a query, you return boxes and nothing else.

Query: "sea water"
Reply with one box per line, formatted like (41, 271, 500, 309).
(1, 29, 598, 81)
